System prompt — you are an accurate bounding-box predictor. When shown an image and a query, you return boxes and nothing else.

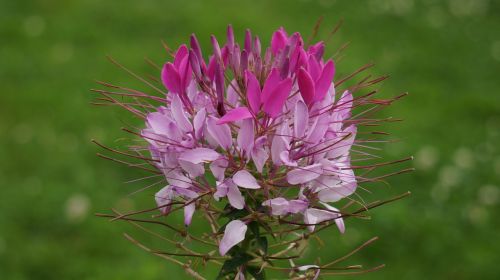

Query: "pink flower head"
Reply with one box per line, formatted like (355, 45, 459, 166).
(146, 26, 355, 255)
(96, 24, 408, 278)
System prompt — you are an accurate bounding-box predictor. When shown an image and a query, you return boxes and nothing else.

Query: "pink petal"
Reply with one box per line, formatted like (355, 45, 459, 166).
(320, 202, 345, 233)
(314, 60, 335, 102)
(237, 119, 254, 155)
(207, 117, 232, 150)
(178, 55, 192, 89)
(245, 70, 261, 114)
(262, 197, 289, 215)
(210, 158, 228, 182)
(214, 180, 229, 201)
(335, 90, 353, 120)
(297, 68, 315, 105)
(183, 202, 196, 226)
(232, 170, 260, 189)
(227, 180, 245, 209)
(263, 78, 292, 118)
(178, 160, 204, 178)
(216, 107, 253, 125)
(288, 199, 309, 214)
(173, 44, 189, 68)
(171, 95, 193, 132)
(306, 114, 330, 145)
(252, 141, 269, 173)
(161, 63, 181, 94)
(307, 56, 321, 81)
(294, 100, 308, 139)
(261, 68, 281, 104)
(286, 163, 323, 184)
(219, 220, 247, 256)
(179, 148, 220, 164)
(193, 108, 206, 140)
(304, 208, 338, 232)
(271, 27, 288, 55)
(155, 186, 173, 214)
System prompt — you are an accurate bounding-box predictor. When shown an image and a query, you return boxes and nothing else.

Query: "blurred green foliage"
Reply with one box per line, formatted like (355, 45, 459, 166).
(1, 0, 499, 279)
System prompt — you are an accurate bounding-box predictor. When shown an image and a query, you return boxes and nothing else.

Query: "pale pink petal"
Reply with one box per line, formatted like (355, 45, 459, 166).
(155, 186, 173, 214)
(263, 78, 292, 118)
(227, 180, 245, 209)
(271, 133, 287, 166)
(280, 151, 297, 167)
(178, 148, 220, 164)
(178, 160, 204, 178)
(161, 63, 181, 94)
(288, 199, 309, 214)
(262, 197, 289, 215)
(304, 208, 338, 232)
(183, 202, 196, 226)
(214, 180, 229, 201)
(245, 70, 261, 113)
(286, 163, 323, 184)
(217, 107, 253, 125)
(219, 220, 248, 256)
(335, 90, 353, 120)
(320, 202, 345, 233)
(294, 100, 308, 139)
(306, 114, 330, 145)
(171, 95, 193, 132)
(251, 137, 268, 173)
(232, 170, 260, 189)
(193, 108, 206, 140)
(237, 119, 254, 155)
(297, 68, 315, 105)
(314, 60, 335, 102)
(207, 117, 232, 150)
(210, 158, 228, 181)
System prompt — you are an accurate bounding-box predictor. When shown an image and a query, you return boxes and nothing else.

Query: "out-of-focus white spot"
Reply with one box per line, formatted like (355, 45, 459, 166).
(464, 205, 488, 225)
(426, 6, 447, 28)
(23, 15, 46, 37)
(415, 145, 439, 171)
(51, 43, 74, 63)
(65, 194, 90, 222)
(12, 123, 34, 144)
(449, 0, 489, 17)
(491, 41, 500, 62)
(453, 147, 474, 169)
(438, 165, 461, 188)
(478, 185, 499, 206)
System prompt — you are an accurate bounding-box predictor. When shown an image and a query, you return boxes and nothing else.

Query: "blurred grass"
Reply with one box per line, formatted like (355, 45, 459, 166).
(1, 0, 499, 279)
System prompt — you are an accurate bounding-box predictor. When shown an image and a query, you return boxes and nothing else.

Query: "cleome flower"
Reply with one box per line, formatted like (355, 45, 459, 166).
(94, 23, 411, 279)
(147, 26, 355, 254)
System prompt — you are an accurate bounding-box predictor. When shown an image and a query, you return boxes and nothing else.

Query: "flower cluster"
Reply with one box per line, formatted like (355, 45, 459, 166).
(146, 26, 355, 256)
(95, 24, 410, 279)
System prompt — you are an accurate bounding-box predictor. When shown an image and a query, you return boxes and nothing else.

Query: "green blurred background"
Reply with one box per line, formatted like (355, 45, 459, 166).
(1, 0, 499, 279)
